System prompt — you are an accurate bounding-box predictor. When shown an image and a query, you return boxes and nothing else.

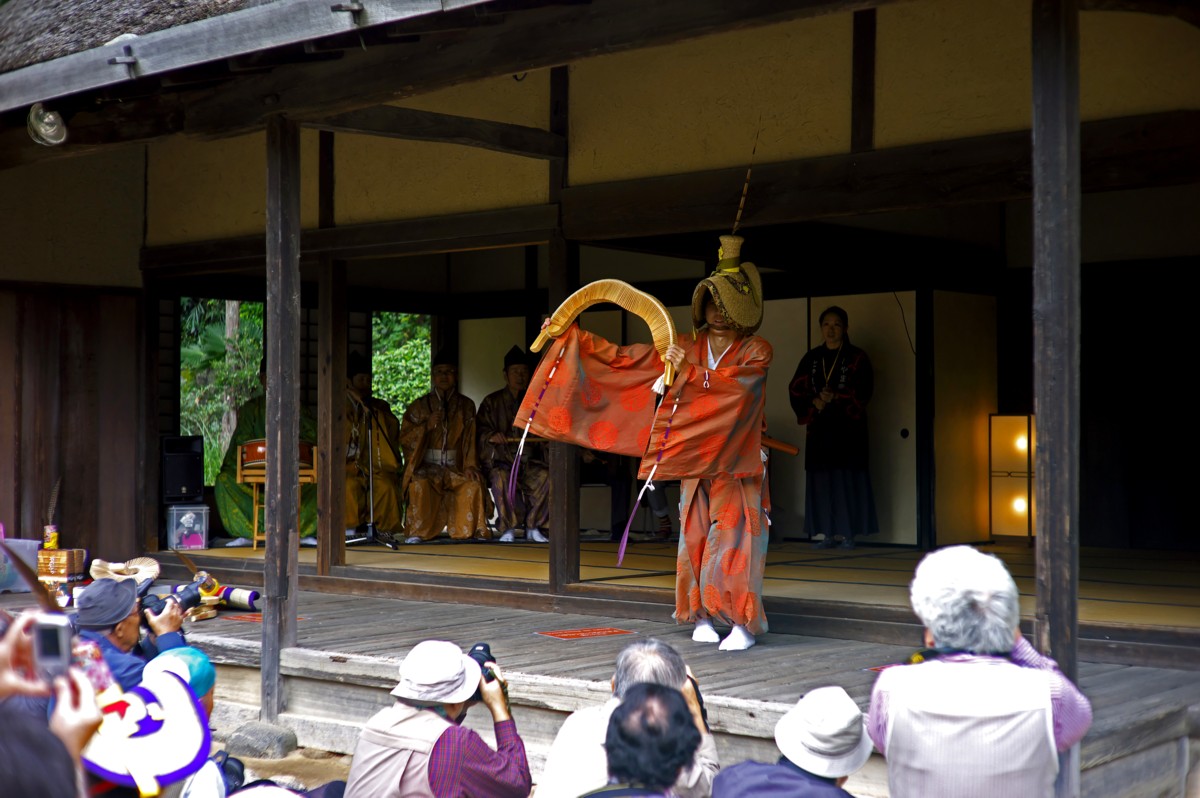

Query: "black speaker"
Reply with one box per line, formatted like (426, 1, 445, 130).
(162, 435, 204, 504)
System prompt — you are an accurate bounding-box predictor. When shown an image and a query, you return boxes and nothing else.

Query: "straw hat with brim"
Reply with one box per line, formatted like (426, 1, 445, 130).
(90, 557, 160, 586)
(691, 235, 763, 336)
(390, 640, 482, 704)
(774, 686, 874, 779)
(75, 578, 138, 629)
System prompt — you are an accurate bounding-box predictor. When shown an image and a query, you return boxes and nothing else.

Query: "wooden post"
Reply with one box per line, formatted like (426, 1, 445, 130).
(316, 131, 347, 574)
(262, 114, 302, 723)
(547, 235, 580, 590)
(545, 65, 580, 591)
(1031, 0, 1081, 793)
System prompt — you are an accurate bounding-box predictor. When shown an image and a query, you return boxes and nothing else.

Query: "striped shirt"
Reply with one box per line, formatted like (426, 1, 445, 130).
(427, 718, 531, 798)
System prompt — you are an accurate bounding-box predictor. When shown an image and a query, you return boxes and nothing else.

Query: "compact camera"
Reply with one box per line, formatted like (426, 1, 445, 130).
(33, 613, 74, 682)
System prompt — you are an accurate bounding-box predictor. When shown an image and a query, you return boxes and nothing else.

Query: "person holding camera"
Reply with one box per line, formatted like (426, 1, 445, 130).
(344, 639, 531, 798)
(867, 546, 1092, 796)
(537, 638, 718, 798)
(75, 577, 187, 690)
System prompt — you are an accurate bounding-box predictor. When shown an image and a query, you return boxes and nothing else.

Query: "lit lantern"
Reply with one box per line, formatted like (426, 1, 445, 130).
(989, 415, 1035, 542)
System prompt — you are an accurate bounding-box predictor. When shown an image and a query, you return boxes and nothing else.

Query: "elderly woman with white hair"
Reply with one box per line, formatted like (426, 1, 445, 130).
(867, 546, 1093, 797)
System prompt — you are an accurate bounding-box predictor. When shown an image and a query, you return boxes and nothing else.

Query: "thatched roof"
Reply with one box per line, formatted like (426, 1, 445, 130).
(0, 0, 271, 73)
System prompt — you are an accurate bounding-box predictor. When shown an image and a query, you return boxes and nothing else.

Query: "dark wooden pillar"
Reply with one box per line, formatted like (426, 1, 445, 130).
(1031, 0, 1081, 793)
(547, 234, 580, 590)
(316, 131, 347, 574)
(262, 114, 302, 723)
(545, 65, 580, 590)
(524, 245, 542, 347)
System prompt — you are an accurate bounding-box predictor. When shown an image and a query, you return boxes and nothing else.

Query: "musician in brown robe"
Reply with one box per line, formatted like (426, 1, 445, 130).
(476, 345, 550, 543)
(346, 351, 405, 542)
(397, 350, 489, 543)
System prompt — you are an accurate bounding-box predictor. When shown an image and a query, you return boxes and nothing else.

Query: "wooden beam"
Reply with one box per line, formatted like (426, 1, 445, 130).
(141, 204, 559, 274)
(303, 105, 565, 160)
(1079, 0, 1200, 27)
(0, 0, 489, 115)
(562, 110, 1200, 240)
(850, 9, 876, 153)
(261, 114, 303, 723)
(181, 0, 895, 138)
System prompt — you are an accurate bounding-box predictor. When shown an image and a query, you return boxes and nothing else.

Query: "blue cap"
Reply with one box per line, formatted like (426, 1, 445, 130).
(75, 578, 137, 629)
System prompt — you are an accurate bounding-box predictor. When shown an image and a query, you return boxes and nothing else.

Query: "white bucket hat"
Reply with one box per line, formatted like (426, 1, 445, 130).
(774, 686, 874, 779)
(390, 641, 482, 704)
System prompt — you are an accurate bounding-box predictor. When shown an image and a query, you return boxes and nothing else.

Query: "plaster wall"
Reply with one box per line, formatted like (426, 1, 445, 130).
(145, 130, 321, 246)
(933, 291, 995, 546)
(568, 14, 852, 185)
(877, 0, 1200, 148)
(459, 316, 525, 415)
(0, 147, 144, 287)
(335, 73, 551, 226)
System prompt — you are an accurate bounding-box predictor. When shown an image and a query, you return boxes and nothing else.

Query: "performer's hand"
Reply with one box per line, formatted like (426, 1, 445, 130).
(665, 344, 687, 371)
(819, 387, 835, 404)
(488, 432, 508, 445)
(426, 407, 444, 430)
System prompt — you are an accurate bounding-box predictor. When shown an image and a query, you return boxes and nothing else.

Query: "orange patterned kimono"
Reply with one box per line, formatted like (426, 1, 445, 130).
(517, 325, 772, 633)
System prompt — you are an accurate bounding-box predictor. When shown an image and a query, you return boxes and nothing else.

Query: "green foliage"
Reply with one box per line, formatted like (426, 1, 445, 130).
(178, 299, 264, 485)
(372, 312, 430, 411)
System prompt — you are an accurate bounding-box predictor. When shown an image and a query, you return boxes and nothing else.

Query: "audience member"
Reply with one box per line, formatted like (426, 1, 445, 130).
(712, 686, 872, 797)
(344, 640, 530, 798)
(868, 545, 1093, 796)
(75, 577, 187, 689)
(582, 682, 701, 797)
(538, 638, 717, 798)
(1, 611, 103, 798)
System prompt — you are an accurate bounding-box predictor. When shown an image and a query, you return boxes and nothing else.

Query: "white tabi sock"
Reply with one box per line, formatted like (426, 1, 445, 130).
(718, 624, 756, 651)
(692, 618, 720, 643)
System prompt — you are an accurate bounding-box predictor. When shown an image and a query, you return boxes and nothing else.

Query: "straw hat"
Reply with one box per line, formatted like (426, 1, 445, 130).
(774, 686, 874, 779)
(90, 557, 160, 586)
(691, 235, 763, 335)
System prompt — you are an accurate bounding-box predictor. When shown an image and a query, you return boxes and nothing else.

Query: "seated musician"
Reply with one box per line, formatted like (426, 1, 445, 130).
(397, 350, 489, 543)
(345, 350, 405, 544)
(215, 359, 319, 546)
(476, 346, 549, 543)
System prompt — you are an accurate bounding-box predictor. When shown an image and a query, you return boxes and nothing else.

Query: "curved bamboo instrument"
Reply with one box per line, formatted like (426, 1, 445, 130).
(532, 279, 677, 387)
(762, 435, 799, 456)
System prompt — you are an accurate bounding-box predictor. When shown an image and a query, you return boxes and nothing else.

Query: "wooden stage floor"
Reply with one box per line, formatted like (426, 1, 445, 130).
(4, 586, 1196, 796)
(196, 539, 1200, 632)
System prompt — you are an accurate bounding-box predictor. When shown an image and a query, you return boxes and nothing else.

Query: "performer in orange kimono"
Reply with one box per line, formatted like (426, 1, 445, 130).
(516, 235, 770, 651)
